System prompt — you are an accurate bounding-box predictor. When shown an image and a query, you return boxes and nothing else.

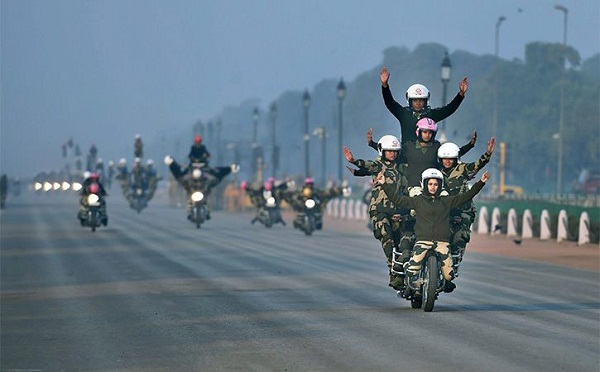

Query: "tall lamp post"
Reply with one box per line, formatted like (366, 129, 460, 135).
(252, 107, 260, 181)
(336, 78, 346, 182)
(555, 4, 568, 195)
(439, 52, 452, 142)
(302, 90, 311, 177)
(313, 127, 326, 186)
(493, 15, 506, 195)
(270, 102, 278, 178)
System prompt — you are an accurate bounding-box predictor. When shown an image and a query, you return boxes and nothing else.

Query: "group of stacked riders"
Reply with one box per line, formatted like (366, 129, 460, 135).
(76, 135, 161, 228)
(76, 66, 495, 310)
(339, 67, 495, 310)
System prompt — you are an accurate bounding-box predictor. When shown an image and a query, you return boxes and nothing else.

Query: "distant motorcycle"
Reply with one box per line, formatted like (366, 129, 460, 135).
(295, 197, 321, 236)
(129, 187, 148, 213)
(185, 166, 213, 229)
(79, 182, 108, 232)
(255, 190, 285, 228)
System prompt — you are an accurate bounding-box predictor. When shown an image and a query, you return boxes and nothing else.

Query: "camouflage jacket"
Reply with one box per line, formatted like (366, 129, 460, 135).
(441, 151, 491, 212)
(352, 156, 408, 216)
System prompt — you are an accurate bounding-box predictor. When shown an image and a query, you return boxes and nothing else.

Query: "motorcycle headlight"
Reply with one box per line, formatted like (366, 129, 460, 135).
(136, 188, 143, 195)
(87, 194, 100, 205)
(342, 187, 352, 197)
(266, 196, 276, 207)
(191, 191, 204, 202)
(305, 199, 316, 209)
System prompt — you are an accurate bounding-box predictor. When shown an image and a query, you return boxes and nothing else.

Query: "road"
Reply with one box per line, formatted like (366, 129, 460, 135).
(1, 192, 599, 371)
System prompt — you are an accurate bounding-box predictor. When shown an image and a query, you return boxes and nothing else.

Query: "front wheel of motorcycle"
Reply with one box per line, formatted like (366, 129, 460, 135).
(423, 255, 439, 312)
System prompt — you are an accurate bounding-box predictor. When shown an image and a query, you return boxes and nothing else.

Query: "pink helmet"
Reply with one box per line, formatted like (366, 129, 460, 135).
(240, 181, 248, 190)
(264, 182, 272, 191)
(89, 183, 100, 194)
(304, 177, 314, 186)
(415, 117, 438, 141)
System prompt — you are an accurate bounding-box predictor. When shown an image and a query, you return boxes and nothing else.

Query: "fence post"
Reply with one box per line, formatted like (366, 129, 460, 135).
(540, 209, 551, 240)
(491, 207, 501, 235)
(557, 209, 568, 243)
(507, 208, 518, 237)
(522, 209, 533, 239)
(578, 211, 590, 246)
(477, 206, 489, 234)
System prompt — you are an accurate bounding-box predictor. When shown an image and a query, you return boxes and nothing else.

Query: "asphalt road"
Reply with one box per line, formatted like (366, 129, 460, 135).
(1, 192, 599, 371)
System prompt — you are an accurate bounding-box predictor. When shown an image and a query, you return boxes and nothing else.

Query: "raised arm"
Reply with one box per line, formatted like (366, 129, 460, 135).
(448, 171, 489, 208)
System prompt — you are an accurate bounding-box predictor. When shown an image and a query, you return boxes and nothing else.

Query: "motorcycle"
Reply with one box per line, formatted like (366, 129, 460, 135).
(129, 186, 148, 213)
(185, 165, 213, 229)
(393, 241, 453, 312)
(255, 190, 285, 228)
(188, 189, 209, 228)
(295, 197, 322, 236)
(79, 182, 107, 232)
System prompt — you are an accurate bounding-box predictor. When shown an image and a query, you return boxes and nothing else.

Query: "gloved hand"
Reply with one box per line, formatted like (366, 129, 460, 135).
(164, 155, 174, 166)
(230, 163, 240, 174)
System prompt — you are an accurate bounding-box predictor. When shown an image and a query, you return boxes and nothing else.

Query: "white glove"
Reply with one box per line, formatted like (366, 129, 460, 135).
(230, 163, 240, 174)
(164, 155, 174, 166)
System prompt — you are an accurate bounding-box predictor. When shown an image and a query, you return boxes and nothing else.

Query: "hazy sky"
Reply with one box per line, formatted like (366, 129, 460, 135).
(1, 0, 598, 178)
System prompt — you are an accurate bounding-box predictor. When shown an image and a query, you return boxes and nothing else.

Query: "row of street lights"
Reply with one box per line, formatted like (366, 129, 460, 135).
(247, 78, 346, 184)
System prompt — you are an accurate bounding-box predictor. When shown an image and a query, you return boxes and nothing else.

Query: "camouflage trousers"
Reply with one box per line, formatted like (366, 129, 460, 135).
(450, 210, 475, 254)
(406, 240, 454, 281)
(371, 213, 413, 267)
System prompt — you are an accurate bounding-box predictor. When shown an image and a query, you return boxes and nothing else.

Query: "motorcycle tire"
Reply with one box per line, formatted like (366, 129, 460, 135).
(90, 211, 97, 232)
(423, 255, 439, 312)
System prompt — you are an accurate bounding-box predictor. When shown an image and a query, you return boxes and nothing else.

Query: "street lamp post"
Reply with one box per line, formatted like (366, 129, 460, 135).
(252, 107, 259, 180)
(270, 102, 278, 178)
(493, 16, 506, 139)
(493, 15, 506, 195)
(439, 52, 452, 141)
(313, 127, 326, 186)
(336, 78, 346, 182)
(216, 119, 222, 166)
(303, 90, 311, 177)
(555, 4, 568, 195)
(252, 107, 259, 146)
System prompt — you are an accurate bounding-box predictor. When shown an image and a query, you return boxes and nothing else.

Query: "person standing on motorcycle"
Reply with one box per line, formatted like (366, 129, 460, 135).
(380, 66, 468, 144)
(438, 137, 496, 269)
(344, 135, 409, 290)
(78, 172, 108, 225)
(188, 135, 211, 164)
(376, 168, 490, 293)
(134, 134, 144, 158)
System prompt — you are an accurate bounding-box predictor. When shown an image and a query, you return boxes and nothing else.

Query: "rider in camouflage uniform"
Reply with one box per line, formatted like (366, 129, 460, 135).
(344, 135, 409, 289)
(438, 137, 495, 270)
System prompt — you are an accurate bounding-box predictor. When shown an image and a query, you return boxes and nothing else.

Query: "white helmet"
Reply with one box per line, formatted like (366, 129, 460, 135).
(146, 159, 154, 166)
(118, 158, 127, 166)
(421, 168, 444, 190)
(406, 84, 430, 104)
(437, 142, 460, 159)
(377, 135, 401, 156)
